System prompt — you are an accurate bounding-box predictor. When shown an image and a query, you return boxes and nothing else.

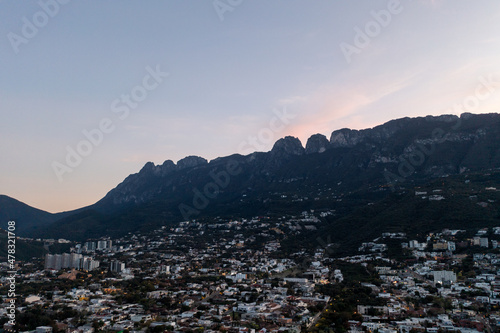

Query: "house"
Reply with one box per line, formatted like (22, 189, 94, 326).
(36, 327, 53, 333)
(25, 295, 41, 304)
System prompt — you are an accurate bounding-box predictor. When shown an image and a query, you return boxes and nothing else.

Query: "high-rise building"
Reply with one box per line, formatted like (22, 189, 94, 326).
(62, 253, 71, 268)
(45, 252, 92, 270)
(97, 240, 107, 250)
(89, 259, 100, 271)
(82, 257, 100, 271)
(70, 253, 83, 269)
(85, 241, 96, 251)
(110, 260, 125, 273)
(54, 254, 62, 270)
(44, 254, 55, 270)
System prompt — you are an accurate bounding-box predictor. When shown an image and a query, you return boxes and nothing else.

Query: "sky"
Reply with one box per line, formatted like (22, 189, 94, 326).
(1, 1, 500, 213)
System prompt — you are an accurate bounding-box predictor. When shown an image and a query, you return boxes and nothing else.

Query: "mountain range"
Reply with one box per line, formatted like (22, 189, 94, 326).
(3, 112, 500, 242)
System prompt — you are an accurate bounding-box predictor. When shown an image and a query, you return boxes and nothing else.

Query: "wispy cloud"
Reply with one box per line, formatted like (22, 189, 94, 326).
(276, 70, 419, 143)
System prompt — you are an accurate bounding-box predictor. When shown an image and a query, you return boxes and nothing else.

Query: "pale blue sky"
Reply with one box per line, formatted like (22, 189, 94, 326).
(1, 1, 500, 212)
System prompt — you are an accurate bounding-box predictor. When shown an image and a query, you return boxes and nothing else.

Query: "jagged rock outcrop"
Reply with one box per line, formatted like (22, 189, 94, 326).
(139, 161, 156, 174)
(271, 136, 305, 156)
(305, 134, 330, 154)
(177, 156, 208, 169)
(330, 128, 364, 147)
(160, 160, 177, 175)
(329, 115, 464, 147)
(99, 113, 500, 209)
(100, 156, 207, 206)
(26, 112, 500, 240)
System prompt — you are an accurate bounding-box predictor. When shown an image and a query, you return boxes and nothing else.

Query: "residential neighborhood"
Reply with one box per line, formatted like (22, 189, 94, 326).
(3, 211, 500, 332)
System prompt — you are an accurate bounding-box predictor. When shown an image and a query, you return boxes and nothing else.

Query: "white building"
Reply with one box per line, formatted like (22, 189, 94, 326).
(82, 257, 100, 271)
(432, 271, 456, 285)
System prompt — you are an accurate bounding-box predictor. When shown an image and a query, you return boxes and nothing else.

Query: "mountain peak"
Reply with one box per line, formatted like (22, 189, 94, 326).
(330, 128, 362, 147)
(139, 161, 157, 173)
(21, 112, 500, 240)
(177, 155, 208, 169)
(305, 134, 330, 154)
(271, 136, 304, 156)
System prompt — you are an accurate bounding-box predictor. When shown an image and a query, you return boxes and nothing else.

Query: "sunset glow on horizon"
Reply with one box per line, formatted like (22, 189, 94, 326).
(2, 1, 500, 212)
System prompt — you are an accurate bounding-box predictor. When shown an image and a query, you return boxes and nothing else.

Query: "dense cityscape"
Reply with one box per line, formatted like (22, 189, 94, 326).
(3, 2, 500, 332)
(3, 206, 500, 332)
